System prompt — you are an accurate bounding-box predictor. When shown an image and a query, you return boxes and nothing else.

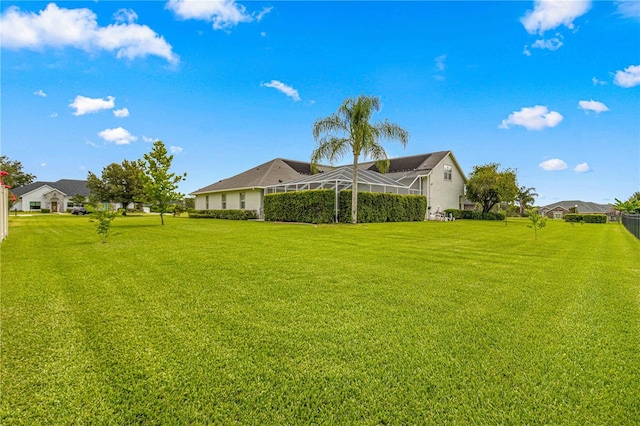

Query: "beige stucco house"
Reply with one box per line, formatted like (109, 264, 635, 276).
(191, 151, 466, 220)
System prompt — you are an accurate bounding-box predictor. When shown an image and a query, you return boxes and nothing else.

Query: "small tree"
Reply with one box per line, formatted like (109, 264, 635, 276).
(87, 160, 145, 215)
(0, 155, 36, 188)
(466, 163, 518, 215)
(93, 203, 118, 243)
(527, 207, 547, 240)
(69, 193, 87, 207)
(139, 141, 186, 225)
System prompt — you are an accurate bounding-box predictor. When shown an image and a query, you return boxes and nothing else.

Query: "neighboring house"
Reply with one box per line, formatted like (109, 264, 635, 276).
(539, 200, 613, 219)
(191, 150, 466, 220)
(11, 179, 90, 212)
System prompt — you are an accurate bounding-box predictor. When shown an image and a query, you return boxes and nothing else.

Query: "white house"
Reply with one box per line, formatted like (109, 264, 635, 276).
(192, 151, 466, 220)
(11, 180, 90, 212)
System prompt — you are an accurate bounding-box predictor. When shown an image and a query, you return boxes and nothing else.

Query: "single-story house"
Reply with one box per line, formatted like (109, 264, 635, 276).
(539, 200, 613, 219)
(10, 179, 90, 212)
(191, 150, 467, 220)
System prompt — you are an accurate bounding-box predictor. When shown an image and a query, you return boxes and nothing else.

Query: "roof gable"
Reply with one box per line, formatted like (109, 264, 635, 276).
(11, 179, 89, 198)
(192, 158, 331, 194)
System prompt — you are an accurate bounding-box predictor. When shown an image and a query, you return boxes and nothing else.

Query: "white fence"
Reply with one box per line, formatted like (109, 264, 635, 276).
(0, 185, 8, 241)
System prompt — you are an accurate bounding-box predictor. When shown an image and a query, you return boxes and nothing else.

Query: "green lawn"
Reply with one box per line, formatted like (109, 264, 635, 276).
(1, 215, 639, 424)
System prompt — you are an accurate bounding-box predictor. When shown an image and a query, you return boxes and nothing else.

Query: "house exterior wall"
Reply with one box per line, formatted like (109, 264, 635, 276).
(544, 207, 567, 219)
(422, 153, 465, 214)
(12, 186, 79, 212)
(194, 189, 263, 214)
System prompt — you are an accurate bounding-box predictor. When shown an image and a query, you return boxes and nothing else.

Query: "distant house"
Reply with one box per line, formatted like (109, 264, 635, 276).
(11, 179, 89, 212)
(191, 150, 466, 220)
(539, 200, 613, 219)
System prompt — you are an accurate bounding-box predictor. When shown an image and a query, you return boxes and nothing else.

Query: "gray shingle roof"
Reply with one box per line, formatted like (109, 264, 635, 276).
(191, 158, 332, 194)
(11, 179, 89, 197)
(540, 200, 613, 214)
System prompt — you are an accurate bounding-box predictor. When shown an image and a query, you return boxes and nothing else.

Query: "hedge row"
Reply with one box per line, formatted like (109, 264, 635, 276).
(337, 191, 426, 223)
(189, 210, 258, 220)
(264, 190, 335, 223)
(563, 213, 607, 223)
(264, 190, 427, 223)
(444, 209, 505, 221)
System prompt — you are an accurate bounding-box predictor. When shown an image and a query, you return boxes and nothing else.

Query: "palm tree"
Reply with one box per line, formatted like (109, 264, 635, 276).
(311, 95, 409, 224)
(517, 185, 538, 216)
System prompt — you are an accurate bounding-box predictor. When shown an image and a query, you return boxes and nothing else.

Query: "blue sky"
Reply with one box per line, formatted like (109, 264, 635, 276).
(1, 0, 638, 204)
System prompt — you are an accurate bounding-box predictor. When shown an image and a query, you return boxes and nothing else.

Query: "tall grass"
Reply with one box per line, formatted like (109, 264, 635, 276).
(2, 215, 639, 424)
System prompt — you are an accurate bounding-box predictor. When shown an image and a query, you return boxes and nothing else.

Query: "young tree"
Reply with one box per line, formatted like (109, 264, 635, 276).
(140, 141, 186, 225)
(0, 155, 36, 188)
(527, 207, 547, 240)
(466, 163, 518, 214)
(310, 95, 409, 224)
(87, 160, 145, 215)
(93, 203, 118, 243)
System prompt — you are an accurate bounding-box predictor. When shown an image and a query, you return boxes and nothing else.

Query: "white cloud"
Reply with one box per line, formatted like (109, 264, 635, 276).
(166, 0, 271, 31)
(40, 162, 47, 167)
(574, 162, 590, 173)
(98, 127, 137, 145)
(539, 158, 568, 171)
(261, 80, 301, 102)
(114, 8, 138, 24)
(578, 100, 609, 114)
(434, 54, 447, 72)
(69, 95, 115, 116)
(499, 105, 563, 130)
(616, 0, 640, 19)
(521, 0, 591, 35)
(50, 112, 58, 118)
(34, 89, 46, 97)
(142, 136, 157, 143)
(592, 76, 606, 86)
(531, 36, 563, 51)
(170, 146, 183, 154)
(0, 3, 178, 63)
(113, 107, 130, 118)
(613, 64, 640, 88)
(260, 31, 266, 37)
(523, 45, 532, 56)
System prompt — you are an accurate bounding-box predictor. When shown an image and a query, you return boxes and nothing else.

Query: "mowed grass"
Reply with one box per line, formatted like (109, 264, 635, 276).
(1, 215, 639, 424)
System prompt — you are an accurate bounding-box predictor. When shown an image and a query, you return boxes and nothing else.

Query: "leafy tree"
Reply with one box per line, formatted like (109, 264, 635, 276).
(87, 160, 145, 215)
(613, 197, 640, 214)
(310, 95, 409, 224)
(527, 207, 547, 240)
(69, 193, 87, 207)
(0, 155, 36, 189)
(517, 185, 538, 216)
(184, 197, 195, 212)
(465, 163, 518, 214)
(140, 141, 186, 225)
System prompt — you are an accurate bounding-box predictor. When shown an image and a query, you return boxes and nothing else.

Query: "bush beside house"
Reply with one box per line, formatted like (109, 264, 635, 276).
(264, 190, 426, 224)
(563, 214, 607, 223)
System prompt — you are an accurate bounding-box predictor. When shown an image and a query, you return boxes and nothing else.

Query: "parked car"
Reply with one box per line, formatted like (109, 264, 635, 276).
(71, 207, 89, 215)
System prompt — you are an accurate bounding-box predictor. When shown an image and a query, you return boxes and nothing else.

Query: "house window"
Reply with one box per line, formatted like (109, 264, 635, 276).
(554, 212, 563, 219)
(444, 165, 452, 181)
(205, 195, 209, 210)
(30, 201, 41, 210)
(240, 192, 245, 209)
(222, 194, 227, 210)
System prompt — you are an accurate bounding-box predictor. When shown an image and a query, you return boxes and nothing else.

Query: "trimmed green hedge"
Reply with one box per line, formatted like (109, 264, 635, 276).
(264, 190, 426, 223)
(338, 191, 426, 223)
(564, 213, 607, 223)
(189, 210, 258, 220)
(264, 190, 335, 223)
(444, 209, 505, 221)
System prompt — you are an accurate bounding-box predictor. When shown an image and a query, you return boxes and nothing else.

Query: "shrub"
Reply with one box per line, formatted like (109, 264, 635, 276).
(564, 214, 607, 224)
(442, 209, 505, 221)
(338, 191, 426, 223)
(189, 210, 258, 220)
(265, 190, 336, 223)
(40, 208, 51, 213)
(264, 190, 426, 223)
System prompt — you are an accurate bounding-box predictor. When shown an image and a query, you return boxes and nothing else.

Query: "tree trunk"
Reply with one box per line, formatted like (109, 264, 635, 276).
(160, 212, 165, 225)
(352, 153, 359, 224)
